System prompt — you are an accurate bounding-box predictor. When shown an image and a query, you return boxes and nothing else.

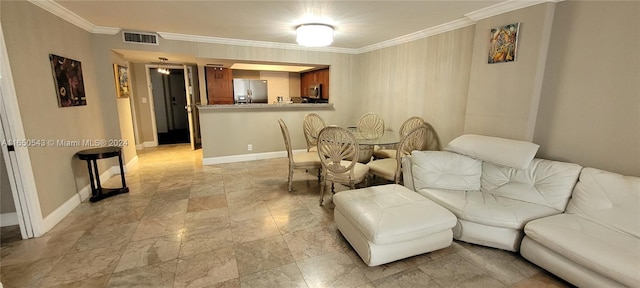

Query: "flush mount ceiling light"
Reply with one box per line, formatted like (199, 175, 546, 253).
(296, 24, 334, 47)
(157, 57, 170, 75)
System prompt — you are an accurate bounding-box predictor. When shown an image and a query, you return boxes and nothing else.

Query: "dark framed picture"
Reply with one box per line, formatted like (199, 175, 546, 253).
(49, 54, 86, 107)
(488, 23, 520, 64)
(113, 64, 130, 98)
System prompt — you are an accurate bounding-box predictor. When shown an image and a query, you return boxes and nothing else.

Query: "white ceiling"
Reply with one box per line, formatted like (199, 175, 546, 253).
(40, 0, 546, 69)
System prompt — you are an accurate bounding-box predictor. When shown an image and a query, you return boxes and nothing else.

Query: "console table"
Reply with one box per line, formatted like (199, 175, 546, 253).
(76, 146, 129, 202)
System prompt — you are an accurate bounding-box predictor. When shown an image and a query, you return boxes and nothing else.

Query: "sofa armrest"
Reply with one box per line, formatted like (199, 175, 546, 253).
(401, 155, 416, 191)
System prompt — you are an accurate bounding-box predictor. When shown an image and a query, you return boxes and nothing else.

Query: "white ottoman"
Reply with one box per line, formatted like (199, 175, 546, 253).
(334, 184, 457, 266)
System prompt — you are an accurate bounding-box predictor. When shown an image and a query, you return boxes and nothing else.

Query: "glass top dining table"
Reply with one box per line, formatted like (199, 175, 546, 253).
(346, 127, 400, 163)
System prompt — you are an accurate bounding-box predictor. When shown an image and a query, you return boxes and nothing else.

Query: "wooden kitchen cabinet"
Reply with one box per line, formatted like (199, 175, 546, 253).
(300, 68, 330, 99)
(206, 67, 233, 104)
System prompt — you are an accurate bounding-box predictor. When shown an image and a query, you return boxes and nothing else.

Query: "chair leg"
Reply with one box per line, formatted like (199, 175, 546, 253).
(331, 182, 335, 193)
(288, 167, 293, 192)
(319, 184, 325, 206)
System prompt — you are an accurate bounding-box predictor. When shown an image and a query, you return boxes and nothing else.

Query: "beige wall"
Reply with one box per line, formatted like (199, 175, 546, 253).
(354, 26, 476, 145)
(533, 1, 640, 176)
(131, 63, 156, 144)
(464, 3, 556, 141)
(0, 1, 120, 217)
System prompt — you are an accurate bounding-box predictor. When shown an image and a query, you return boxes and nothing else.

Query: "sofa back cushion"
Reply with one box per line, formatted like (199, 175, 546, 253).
(410, 151, 482, 191)
(445, 134, 539, 170)
(566, 168, 640, 237)
(481, 159, 582, 211)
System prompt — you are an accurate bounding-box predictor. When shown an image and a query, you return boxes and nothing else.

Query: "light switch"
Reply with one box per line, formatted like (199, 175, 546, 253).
(141, 97, 147, 103)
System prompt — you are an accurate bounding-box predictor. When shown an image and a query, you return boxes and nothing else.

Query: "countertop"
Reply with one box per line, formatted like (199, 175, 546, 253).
(197, 103, 334, 111)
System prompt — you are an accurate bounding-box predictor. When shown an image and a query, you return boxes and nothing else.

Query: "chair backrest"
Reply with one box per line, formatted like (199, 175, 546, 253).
(423, 122, 442, 151)
(394, 124, 429, 182)
(303, 113, 326, 150)
(357, 113, 385, 138)
(317, 126, 359, 175)
(277, 119, 294, 166)
(399, 116, 425, 137)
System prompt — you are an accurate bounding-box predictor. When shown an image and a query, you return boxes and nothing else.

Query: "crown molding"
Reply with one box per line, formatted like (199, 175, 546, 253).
(158, 32, 359, 54)
(28, 0, 120, 35)
(465, 0, 563, 22)
(356, 18, 476, 54)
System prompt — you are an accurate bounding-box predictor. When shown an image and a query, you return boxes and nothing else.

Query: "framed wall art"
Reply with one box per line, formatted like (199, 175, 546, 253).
(49, 54, 87, 107)
(488, 23, 520, 64)
(113, 64, 130, 98)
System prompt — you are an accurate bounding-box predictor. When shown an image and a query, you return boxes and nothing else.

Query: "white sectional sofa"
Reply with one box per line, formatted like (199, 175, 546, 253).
(401, 134, 640, 287)
(402, 134, 582, 251)
(521, 167, 640, 288)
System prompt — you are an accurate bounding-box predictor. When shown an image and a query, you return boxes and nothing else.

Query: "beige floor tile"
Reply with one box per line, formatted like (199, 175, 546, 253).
(296, 251, 370, 288)
(272, 208, 323, 234)
(230, 216, 280, 244)
(187, 194, 228, 212)
(108, 260, 177, 288)
(282, 225, 346, 260)
(40, 245, 126, 287)
(0, 230, 84, 267)
(228, 201, 271, 221)
(239, 262, 308, 288)
(234, 235, 295, 276)
(180, 227, 234, 258)
(174, 247, 239, 288)
(71, 222, 138, 252)
(417, 253, 486, 288)
(130, 215, 185, 242)
(370, 266, 440, 288)
(0, 256, 59, 287)
(114, 234, 182, 272)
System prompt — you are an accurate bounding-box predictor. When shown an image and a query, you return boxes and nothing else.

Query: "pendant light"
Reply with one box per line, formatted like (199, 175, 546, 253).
(157, 57, 170, 75)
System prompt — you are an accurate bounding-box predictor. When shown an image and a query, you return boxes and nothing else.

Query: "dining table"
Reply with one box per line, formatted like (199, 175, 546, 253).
(347, 127, 400, 163)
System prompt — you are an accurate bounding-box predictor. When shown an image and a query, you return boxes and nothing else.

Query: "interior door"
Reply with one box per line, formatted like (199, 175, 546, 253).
(183, 65, 196, 150)
(0, 89, 34, 239)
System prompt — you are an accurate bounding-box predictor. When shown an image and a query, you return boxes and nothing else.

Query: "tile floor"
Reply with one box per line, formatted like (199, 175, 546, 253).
(0, 144, 572, 288)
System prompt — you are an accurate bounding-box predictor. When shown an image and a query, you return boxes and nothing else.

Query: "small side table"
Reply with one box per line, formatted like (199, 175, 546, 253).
(76, 146, 129, 202)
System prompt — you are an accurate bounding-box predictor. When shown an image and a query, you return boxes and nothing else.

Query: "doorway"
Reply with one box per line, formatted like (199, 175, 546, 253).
(149, 68, 190, 145)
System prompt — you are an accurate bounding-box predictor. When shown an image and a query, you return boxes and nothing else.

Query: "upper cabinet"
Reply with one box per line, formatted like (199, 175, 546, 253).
(205, 67, 233, 104)
(300, 68, 330, 99)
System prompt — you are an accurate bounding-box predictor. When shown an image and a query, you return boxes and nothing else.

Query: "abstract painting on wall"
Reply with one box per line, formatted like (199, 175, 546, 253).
(488, 23, 520, 64)
(113, 64, 130, 98)
(49, 54, 87, 107)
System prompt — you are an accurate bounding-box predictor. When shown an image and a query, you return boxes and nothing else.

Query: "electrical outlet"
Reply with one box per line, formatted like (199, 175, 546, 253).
(247, 144, 253, 151)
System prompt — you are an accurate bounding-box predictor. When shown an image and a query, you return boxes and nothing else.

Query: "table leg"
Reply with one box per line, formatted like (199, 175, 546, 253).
(85, 160, 98, 197)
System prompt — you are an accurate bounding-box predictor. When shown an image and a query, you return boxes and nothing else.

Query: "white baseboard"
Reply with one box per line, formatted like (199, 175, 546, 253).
(136, 141, 156, 150)
(43, 155, 138, 233)
(0, 212, 18, 227)
(202, 150, 305, 165)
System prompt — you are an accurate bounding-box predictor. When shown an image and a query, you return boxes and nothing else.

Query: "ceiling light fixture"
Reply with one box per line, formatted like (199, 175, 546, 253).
(296, 24, 334, 47)
(157, 57, 170, 75)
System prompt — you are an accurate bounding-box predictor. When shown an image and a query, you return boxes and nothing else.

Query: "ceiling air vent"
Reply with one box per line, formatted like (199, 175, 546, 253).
(122, 31, 159, 45)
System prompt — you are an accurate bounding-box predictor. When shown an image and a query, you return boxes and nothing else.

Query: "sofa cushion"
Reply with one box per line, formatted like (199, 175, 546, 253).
(445, 134, 539, 170)
(481, 159, 582, 211)
(525, 214, 640, 287)
(414, 158, 581, 229)
(566, 167, 640, 238)
(416, 188, 560, 229)
(411, 151, 482, 191)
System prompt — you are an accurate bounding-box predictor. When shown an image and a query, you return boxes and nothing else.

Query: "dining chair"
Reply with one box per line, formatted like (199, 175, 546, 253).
(303, 113, 326, 152)
(373, 116, 425, 159)
(367, 124, 429, 184)
(278, 119, 322, 192)
(317, 126, 370, 205)
(357, 113, 385, 139)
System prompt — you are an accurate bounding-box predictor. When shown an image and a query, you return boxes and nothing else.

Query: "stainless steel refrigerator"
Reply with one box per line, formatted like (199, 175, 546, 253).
(233, 79, 268, 103)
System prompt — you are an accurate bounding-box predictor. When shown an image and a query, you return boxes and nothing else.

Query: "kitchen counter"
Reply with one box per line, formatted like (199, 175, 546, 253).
(197, 103, 334, 111)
